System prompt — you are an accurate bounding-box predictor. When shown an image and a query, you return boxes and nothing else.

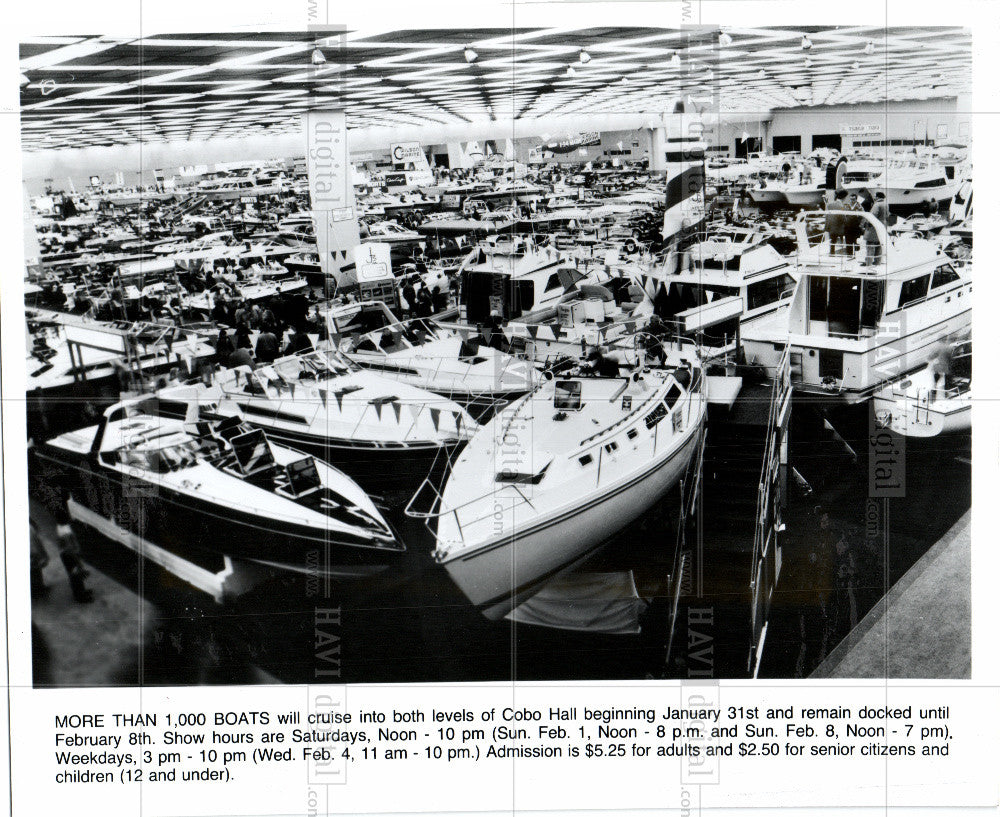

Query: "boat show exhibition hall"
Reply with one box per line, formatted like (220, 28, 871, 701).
(20, 26, 971, 685)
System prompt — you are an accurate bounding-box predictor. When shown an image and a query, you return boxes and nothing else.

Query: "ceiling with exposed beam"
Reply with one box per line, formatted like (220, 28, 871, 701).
(19, 26, 971, 151)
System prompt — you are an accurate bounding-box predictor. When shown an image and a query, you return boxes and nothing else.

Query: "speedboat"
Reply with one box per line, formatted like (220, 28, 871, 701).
(408, 359, 706, 618)
(743, 211, 972, 403)
(31, 397, 402, 594)
(153, 231, 235, 256)
(329, 302, 536, 416)
(158, 347, 476, 493)
(276, 213, 316, 248)
(873, 339, 971, 437)
(782, 183, 826, 207)
(845, 155, 960, 209)
(748, 178, 788, 205)
(182, 265, 307, 312)
(364, 220, 423, 249)
(196, 175, 282, 201)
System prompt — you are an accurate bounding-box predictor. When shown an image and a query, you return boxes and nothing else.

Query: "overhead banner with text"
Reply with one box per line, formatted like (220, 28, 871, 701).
(304, 111, 361, 287)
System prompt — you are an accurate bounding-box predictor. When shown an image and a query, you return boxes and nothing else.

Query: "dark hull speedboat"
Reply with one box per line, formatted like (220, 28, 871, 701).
(31, 397, 403, 599)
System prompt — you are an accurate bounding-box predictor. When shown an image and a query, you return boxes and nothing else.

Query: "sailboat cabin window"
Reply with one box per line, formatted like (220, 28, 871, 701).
(898, 274, 931, 308)
(664, 384, 683, 410)
(931, 264, 961, 289)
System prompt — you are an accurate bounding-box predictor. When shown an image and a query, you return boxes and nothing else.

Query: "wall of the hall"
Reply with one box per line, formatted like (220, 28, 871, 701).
(22, 97, 973, 195)
(766, 97, 970, 154)
(21, 133, 304, 196)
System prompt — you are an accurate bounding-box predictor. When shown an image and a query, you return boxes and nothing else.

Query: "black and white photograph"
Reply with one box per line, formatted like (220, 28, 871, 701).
(16, 20, 975, 691)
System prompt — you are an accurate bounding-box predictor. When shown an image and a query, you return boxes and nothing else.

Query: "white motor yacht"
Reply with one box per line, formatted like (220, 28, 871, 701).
(872, 339, 971, 437)
(845, 155, 961, 209)
(743, 211, 971, 402)
(158, 346, 476, 492)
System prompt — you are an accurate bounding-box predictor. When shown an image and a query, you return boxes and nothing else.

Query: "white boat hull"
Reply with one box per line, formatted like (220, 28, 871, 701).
(440, 424, 701, 619)
(783, 186, 825, 206)
(873, 397, 970, 437)
(749, 188, 787, 205)
(847, 180, 960, 209)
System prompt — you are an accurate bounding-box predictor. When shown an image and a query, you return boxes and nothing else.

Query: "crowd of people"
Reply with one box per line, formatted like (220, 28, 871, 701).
(822, 188, 890, 262)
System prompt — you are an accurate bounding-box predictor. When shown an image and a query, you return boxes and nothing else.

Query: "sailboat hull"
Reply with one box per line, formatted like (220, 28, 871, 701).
(440, 426, 701, 619)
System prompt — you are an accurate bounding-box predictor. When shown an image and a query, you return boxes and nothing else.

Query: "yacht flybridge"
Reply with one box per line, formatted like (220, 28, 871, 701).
(633, 240, 798, 358)
(408, 357, 706, 618)
(743, 211, 971, 403)
(458, 236, 600, 322)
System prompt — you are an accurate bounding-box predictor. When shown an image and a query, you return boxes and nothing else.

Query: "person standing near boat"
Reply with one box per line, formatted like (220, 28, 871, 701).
(865, 192, 889, 266)
(931, 336, 956, 398)
(844, 192, 865, 251)
(254, 329, 280, 364)
(215, 328, 235, 365)
(825, 189, 849, 253)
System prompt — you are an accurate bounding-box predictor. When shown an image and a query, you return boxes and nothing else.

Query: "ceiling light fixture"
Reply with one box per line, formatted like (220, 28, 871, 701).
(719, 31, 733, 46)
(864, 40, 876, 55)
(801, 35, 813, 50)
(804, 58, 813, 68)
(757, 69, 766, 79)
(311, 47, 326, 65)
(464, 47, 478, 63)
(671, 53, 682, 68)
(852, 61, 861, 70)
(579, 50, 591, 64)
(566, 65, 576, 76)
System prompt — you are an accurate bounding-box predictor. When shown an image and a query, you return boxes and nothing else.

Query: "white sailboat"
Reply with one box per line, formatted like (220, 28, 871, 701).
(408, 359, 706, 618)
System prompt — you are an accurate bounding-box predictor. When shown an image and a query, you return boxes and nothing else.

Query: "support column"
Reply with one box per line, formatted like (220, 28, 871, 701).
(649, 126, 667, 173)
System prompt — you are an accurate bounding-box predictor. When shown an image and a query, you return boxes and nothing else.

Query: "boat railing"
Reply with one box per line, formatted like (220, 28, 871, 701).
(827, 327, 879, 340)
(794, 210, 889, 271)
(888, 380, 966, 402)
(404, 474, 536, 546)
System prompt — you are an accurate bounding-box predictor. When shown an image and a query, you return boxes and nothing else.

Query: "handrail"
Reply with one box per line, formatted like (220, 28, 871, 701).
(749, 343, 788, 581)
